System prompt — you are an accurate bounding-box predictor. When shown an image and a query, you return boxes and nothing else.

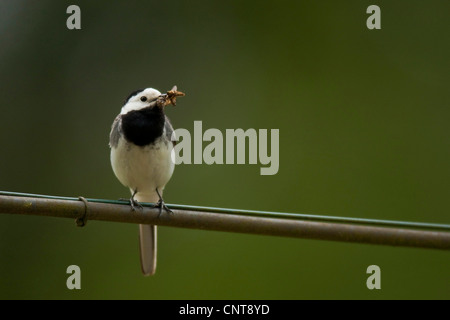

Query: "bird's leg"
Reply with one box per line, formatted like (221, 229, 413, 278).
(129, 189, 143, 211)
(152, 188, 173, 217)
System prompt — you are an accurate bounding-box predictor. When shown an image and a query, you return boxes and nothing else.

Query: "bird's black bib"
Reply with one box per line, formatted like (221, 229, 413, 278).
(121, 107, 165, 146)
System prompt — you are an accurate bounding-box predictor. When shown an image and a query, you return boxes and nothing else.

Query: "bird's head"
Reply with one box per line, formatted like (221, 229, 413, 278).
(120, 86, 185, 115)
(120, 88, 162, 115)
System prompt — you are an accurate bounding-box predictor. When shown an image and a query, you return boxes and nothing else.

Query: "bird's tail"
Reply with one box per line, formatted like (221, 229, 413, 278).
(134, 192, 159, 276)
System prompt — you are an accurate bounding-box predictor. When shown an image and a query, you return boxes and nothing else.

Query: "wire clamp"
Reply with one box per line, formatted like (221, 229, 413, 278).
(76, 196, 89, 227)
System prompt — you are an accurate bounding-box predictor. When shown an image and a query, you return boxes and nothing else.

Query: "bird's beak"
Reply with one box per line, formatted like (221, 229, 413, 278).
(156, 86, 185, 108)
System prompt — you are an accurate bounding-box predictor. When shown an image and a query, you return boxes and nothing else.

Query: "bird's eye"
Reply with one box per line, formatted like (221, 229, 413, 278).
(140, 96, 147, 102)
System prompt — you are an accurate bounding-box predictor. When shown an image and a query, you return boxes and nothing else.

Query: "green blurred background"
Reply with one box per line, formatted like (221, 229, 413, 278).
(0, 0, 449, 299)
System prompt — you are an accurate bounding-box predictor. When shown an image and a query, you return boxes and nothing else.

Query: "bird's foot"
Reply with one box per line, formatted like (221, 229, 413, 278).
(119, 191, 143, 211)
(152, 199, 173, 217)
(130, 197, 144, 211)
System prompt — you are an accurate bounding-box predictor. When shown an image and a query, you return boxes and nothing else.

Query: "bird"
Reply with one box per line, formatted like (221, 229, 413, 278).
(109, 86, 184, 276)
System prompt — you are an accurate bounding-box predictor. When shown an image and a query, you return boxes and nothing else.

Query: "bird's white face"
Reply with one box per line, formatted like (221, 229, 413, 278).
(120, 88, 162, 115)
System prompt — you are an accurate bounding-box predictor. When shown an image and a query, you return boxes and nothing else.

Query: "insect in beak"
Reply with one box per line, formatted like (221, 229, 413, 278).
(157, 85, 185, 107)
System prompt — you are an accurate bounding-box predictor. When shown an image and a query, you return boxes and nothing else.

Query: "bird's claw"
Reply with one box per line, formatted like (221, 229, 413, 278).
(152, 199, 173, 218)
(130, 198, 143, 211)
(118, 197, 143, 211)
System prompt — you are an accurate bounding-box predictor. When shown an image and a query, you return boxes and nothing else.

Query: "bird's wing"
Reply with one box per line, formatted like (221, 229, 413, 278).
(109, 115, 122, 148)
(164, 115, 177, 146)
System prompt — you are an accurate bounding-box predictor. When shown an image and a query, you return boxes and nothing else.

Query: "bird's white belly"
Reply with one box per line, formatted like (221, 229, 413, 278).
(111, 136, 175, 197)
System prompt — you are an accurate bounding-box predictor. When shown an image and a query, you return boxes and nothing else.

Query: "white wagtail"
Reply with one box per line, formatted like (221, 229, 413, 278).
(109, 86, 184, 276)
